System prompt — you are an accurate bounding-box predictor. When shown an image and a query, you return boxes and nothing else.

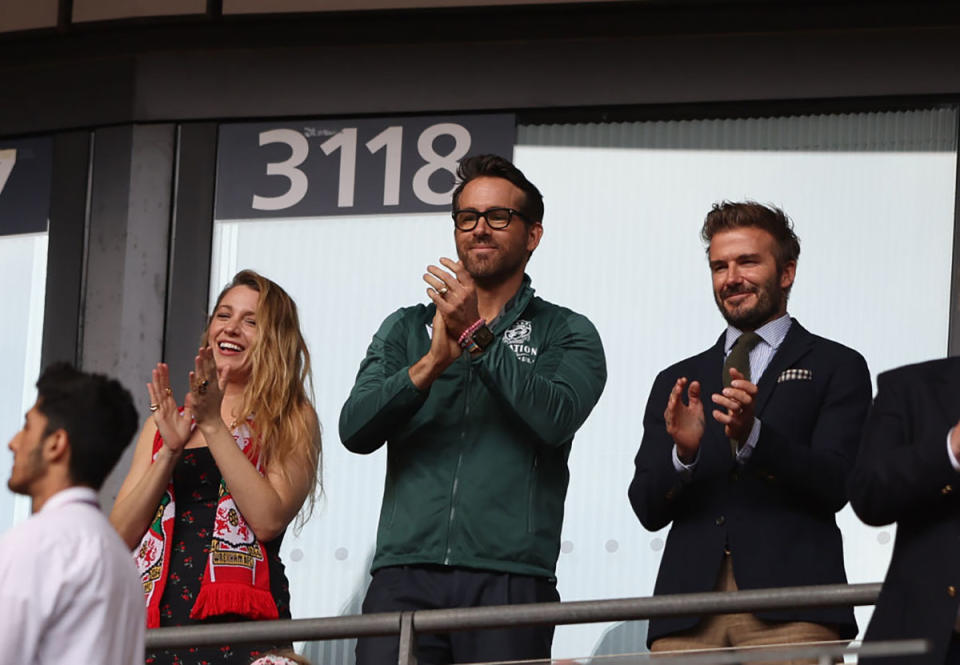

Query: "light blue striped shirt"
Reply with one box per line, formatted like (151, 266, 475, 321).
(724, 313, 794, 390)
(673, 314, 793, 472)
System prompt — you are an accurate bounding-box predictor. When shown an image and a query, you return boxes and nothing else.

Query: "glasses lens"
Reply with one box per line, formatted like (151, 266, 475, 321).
(486, 209, 512, 228)
(454, 211, 478, 229)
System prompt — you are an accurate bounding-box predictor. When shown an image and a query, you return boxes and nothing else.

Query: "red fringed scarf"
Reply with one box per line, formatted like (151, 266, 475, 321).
(134, 421, 278, 628)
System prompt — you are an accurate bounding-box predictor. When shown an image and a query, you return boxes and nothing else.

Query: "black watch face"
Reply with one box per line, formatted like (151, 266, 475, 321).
(474, 325, 495, 349)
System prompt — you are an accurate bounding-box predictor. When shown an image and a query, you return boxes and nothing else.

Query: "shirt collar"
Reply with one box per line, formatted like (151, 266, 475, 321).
(40, 486, 100, 513)
(725, 313, 793, 354)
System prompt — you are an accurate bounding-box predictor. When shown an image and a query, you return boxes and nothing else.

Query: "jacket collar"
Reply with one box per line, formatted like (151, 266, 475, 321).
(489, 273, 535, 335)
(931, 356, 960, 427)
(753, 320, 815, 415)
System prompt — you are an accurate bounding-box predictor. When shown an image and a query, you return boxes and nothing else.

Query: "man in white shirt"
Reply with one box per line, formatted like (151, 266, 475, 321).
(0, 363, 144, 665)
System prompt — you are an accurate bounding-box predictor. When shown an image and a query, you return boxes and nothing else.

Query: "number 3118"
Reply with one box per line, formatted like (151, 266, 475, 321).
(252, 123, 471, 211)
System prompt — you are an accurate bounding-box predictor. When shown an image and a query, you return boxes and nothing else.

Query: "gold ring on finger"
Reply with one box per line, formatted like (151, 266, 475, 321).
(165, 387, 172, 396)
(197, 379, 209, 395)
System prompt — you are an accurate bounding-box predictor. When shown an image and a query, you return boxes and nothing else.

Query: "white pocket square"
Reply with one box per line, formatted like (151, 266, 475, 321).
(778, 368, 813, 383)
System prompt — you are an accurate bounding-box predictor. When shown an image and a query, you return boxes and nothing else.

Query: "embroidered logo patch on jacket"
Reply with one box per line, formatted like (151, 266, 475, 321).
(778, 368, 813, 383)
(503, 320, 538, 364)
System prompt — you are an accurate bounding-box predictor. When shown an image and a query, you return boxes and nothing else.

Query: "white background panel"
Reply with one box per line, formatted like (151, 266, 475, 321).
(205, 109, 956, 661)
(0, 233, 48, 533)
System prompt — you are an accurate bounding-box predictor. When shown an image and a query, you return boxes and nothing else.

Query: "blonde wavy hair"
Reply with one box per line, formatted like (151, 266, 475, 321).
(206, 269, 322, 526)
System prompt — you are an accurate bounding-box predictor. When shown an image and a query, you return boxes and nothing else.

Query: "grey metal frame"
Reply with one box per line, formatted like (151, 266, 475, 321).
(41, 130, 92, 368)
(164, 122, 219, 393)
(948, 120, 960, 356)
(144, 582, 925, 665)
(6, 4, 960, 137)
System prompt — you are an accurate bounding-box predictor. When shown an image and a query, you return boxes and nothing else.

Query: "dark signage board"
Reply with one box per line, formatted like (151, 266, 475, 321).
(215, 114, 515, 220)
(0, 137, 52, 236)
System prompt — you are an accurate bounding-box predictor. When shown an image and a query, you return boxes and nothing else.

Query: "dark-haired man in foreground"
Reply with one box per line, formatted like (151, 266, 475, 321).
(341, 154, 606, 665)
(0, 363, 144, 664)
(629, 202, 871, 661)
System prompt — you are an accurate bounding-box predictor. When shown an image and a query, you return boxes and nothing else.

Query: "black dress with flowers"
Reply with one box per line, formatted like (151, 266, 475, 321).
(145, 447, 292, 665)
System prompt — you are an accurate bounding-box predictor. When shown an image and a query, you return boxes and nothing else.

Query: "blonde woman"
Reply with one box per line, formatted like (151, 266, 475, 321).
(111, 270, 321, 664)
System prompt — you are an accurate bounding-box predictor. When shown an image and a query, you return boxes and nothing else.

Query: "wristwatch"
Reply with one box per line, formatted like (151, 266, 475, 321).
(471, 324, 495, 351)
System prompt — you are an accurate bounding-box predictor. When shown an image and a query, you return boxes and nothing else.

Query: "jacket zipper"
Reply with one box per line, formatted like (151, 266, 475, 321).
(444, 361, 471, 565)
(527, 454, 539, 534)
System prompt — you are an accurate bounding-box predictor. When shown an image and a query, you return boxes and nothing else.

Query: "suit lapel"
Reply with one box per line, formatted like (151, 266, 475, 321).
(931, 357, 960, 430)
(753, 320, 815, 416)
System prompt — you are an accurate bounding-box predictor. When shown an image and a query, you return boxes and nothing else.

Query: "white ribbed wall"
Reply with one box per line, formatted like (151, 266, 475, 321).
(0, 232, 48, 532)
(205, 108, 957, 662)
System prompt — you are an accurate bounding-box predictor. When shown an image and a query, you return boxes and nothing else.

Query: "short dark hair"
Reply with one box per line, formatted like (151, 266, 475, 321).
(451, 154, 544, 223)
(701, 201, 801, 270)
(35, 363, 138, 490)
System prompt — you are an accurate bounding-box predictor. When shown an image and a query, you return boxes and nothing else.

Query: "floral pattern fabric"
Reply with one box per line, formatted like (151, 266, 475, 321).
(145, 448, 291, 665)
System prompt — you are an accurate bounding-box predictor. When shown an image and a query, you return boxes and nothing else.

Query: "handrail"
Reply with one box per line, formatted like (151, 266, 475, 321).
(539, 639, 928, 664)
(412, 582, 882, 633)
(145, 581, 884, 664)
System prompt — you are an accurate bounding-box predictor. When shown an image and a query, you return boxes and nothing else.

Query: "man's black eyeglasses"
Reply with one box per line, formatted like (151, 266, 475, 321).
(452, 207, 529, 231)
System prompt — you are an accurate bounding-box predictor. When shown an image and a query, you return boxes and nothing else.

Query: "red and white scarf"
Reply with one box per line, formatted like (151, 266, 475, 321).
(134, 421, 278, 628)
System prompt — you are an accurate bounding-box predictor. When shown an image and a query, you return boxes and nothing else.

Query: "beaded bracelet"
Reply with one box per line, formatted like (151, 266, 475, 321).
(458, 318, 486, 348)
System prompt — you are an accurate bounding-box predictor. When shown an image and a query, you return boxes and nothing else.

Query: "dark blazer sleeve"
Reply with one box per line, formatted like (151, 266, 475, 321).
(849, 364, 960, 526)
(629, 368, 693, 531)
(749, 347, 872, 514)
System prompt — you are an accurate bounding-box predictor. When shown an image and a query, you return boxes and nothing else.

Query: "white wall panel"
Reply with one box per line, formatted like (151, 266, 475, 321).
(516, 108, 957, 657)
(211, 107, 958, 661)
(0, 233, 48, 532)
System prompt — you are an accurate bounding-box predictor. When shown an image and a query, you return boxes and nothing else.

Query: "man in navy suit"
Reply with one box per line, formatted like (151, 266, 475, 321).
(851, 358, 960, 665)
(629, 201, 872, 659)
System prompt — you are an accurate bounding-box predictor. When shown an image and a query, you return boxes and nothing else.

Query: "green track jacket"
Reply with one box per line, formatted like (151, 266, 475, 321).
(339, 276, 607, 578)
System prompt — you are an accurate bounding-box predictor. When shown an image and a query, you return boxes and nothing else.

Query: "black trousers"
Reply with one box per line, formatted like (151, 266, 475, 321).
(355, 565, 560, 665)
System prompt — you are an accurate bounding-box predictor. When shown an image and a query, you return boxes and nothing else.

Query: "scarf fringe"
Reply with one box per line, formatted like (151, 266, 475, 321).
(147, 605, 161, 630)
(190, 582, 279, 621)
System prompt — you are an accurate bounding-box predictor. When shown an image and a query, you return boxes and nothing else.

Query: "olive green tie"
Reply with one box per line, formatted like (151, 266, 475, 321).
(722, 331, 762, 457)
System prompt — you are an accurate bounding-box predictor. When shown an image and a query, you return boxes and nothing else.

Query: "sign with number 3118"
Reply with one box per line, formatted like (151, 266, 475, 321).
(215, 114, 515, 220)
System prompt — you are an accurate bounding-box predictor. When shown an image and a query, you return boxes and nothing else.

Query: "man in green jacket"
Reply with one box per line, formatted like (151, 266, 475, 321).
(340, 154, 606, 665)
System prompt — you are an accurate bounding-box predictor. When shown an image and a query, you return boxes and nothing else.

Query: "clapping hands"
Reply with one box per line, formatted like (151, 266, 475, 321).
(146, 363, 193, 455)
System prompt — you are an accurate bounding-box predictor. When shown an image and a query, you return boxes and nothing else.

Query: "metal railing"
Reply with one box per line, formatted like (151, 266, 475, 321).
(523, 639, 929, 664)
(145, 582, 922, 665)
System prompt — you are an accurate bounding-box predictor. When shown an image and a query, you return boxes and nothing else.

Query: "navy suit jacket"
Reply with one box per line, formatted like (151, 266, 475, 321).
(629, 321, 871, 645)
(851, 358, 960, 665)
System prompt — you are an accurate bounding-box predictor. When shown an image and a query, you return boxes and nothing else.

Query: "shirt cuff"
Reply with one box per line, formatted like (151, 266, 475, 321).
(736, 418, 762, 463)
(946, 430, 960, 472)
(672, 445, 699, 473)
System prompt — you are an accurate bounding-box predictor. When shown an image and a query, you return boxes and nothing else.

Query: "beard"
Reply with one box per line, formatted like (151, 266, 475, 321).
(8, 443, 45, 495)
(457, 235, 528, 287)
(714, 275, 786, 330)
